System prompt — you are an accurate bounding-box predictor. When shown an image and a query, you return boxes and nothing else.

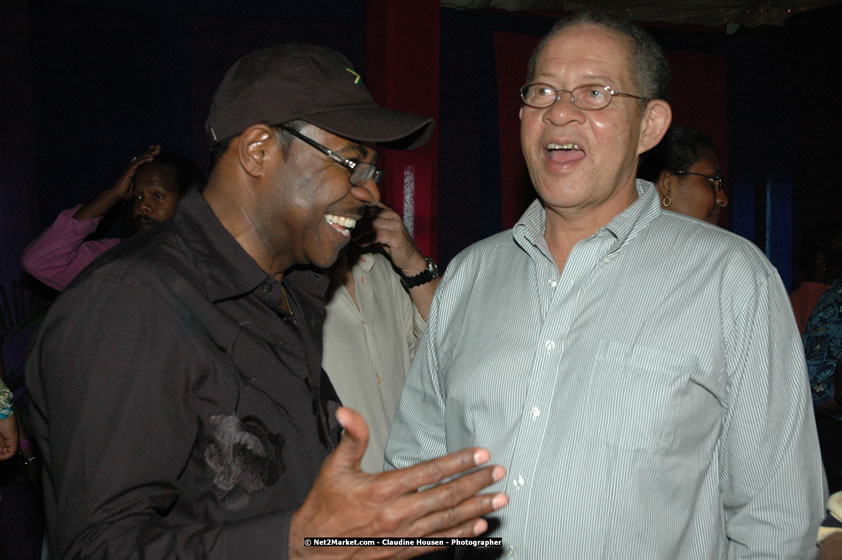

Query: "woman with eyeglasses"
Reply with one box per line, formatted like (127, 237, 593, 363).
(639, 124, 728, 225)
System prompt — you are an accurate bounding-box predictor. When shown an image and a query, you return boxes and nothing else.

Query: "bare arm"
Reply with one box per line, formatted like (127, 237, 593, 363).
(820, 533, 842, 560)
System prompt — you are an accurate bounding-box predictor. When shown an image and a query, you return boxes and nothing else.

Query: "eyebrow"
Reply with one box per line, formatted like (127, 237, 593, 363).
(339, 142, 377, 163)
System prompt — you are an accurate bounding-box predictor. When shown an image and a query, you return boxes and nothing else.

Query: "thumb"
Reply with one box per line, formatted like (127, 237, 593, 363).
(331, 407, 369, 472)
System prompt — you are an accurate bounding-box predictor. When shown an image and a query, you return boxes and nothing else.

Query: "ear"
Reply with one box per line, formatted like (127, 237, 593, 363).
(655, 170, 672, 198)
(237, 124, 277, 178)
(637, 99, 672, 155)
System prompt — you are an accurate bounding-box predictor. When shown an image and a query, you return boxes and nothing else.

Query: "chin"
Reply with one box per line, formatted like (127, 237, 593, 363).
(311, 248, 344, 271)
(133, 220, 158, 233)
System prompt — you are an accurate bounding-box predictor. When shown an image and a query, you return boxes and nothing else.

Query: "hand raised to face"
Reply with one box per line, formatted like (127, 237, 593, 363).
(353, 203, 427, 278)
(114, 145, 162, 200)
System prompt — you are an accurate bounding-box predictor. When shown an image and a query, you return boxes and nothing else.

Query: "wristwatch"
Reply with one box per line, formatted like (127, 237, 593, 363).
(400, 256, 439, 289)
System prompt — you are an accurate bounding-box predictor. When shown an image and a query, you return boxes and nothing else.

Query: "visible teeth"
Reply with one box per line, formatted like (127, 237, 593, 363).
(324, 213, 357, 234)
(547, 142, 581, 151)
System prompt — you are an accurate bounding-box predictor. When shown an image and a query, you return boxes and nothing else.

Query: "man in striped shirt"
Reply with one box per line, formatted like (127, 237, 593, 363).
(386, 11, 826, 559)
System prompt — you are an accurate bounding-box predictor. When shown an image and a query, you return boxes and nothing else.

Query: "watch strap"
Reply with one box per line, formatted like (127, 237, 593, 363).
(400, 256, 438, 289)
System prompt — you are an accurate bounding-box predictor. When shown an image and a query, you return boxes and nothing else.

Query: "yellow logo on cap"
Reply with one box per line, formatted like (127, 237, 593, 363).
(345, 68, 362, 85)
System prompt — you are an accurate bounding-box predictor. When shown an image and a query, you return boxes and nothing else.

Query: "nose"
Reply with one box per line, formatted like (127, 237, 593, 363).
(544, 92, 585, 126)
(351, 178, 380, 206)
(716, 189, 728, 208)
(134, 195, 152, 215)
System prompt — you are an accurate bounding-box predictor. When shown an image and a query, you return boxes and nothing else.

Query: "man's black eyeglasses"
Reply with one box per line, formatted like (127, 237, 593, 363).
(671, 170, 724, 192)
(279, 126, 383, 187)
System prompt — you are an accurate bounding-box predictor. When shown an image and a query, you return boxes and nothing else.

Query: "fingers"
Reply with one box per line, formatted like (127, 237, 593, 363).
(354, 204, 423, 271)
(290, 444, 507, 559)
(330, 407, 370, 472)
(134, 144, 161, 160)
(404, 488, 508, 539)
(381, 447, 494, 496)
(132, 145, 161, 166)
(370, 208, 405, 239)
(114, 145, 162, 198)
(126, 145, 161, 170)
(386, 461, 506, 528)
(367, 210, 421, 270)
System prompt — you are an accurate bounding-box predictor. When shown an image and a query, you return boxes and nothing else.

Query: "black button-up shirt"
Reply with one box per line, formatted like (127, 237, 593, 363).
(28, 189, 339, 559)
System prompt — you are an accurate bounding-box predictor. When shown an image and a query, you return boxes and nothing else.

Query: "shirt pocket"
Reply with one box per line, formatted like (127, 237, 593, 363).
(586, 339, 694, 453)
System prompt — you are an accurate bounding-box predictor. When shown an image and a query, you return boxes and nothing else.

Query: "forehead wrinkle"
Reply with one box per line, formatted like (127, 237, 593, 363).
(135, 173, 178, 192)
(534, 57, 625, 84)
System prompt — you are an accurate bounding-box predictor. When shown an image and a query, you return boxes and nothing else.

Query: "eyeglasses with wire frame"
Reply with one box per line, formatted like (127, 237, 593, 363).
(278, 126, 383, 186)
(520, 83, 647, 111)
(670, 170, 725, 193)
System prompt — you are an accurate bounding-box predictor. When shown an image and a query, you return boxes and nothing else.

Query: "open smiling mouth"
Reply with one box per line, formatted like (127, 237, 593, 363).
(546, 142, 585, 163)
(548, 142, 581, 151)
(324, 214, 357, 238)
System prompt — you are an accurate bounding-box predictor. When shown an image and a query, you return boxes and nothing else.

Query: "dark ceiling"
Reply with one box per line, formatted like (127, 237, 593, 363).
(441, 0, 842, 28)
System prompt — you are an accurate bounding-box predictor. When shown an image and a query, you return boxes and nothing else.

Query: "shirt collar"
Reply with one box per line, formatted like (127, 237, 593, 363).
(171, 189, 287, 302)
(603, 179, 662, 250)
(356, 253, 376, 272)
(513, 179, 662, 256)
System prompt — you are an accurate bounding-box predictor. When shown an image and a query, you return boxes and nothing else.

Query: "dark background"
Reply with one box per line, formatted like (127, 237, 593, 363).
(2, 0, 841, 360)
(1, 4, 839, 556)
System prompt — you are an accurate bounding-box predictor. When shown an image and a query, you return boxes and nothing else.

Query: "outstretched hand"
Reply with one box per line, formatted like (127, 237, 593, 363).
(289, 407, 507, 559)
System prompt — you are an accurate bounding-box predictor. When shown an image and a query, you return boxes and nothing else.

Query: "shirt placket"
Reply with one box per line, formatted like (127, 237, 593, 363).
(503, 234, 612, 556)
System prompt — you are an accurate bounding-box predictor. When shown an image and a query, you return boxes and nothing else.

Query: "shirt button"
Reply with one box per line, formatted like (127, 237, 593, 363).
(530, 407, 540, 420)
(512, 475, 525, 488)
(262, 283, 272, 293)
(549, 278, 558, 288)
(376, 373, 383, 384)
(602, 256, 610, 265)
(506, 546, 516, 558)
(545, 340, 555, 352)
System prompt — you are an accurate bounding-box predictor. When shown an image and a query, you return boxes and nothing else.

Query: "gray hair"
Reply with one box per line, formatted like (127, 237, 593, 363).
(526, 11, 670, 104)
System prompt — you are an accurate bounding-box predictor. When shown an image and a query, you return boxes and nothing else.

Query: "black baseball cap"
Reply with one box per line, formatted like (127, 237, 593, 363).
(206, 43, 434, 150)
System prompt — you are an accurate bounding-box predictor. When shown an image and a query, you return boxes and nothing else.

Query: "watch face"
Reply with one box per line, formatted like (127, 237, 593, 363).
(401, 257, 438, 289)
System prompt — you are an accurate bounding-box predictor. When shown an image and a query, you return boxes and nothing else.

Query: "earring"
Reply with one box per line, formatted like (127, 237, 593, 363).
(663, 196, 672, 207)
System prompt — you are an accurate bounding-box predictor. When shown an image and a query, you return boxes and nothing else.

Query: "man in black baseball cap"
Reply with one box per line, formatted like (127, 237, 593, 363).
(28, 44, 507, 559)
